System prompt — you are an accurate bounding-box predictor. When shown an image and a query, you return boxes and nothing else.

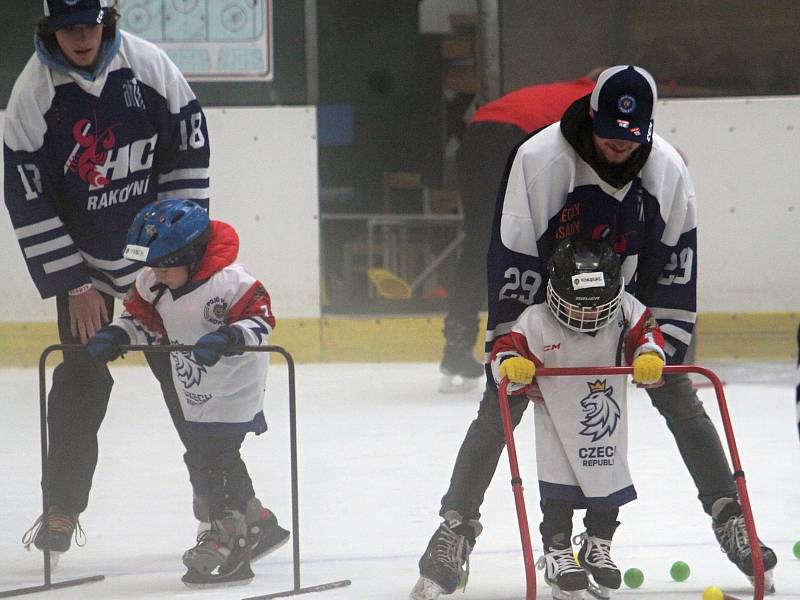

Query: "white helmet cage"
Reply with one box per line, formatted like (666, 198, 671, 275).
(545, 239, 624, 332)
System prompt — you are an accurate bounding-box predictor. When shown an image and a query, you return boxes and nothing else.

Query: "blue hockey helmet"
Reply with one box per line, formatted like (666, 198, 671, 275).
(124, 198, 210, 268)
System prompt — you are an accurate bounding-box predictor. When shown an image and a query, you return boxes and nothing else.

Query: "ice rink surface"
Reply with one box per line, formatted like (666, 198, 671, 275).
(1, 360, 798, 599)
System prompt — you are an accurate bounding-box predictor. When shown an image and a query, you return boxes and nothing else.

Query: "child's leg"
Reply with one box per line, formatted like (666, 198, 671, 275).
(583, 508, 619, 540)
(539, 498, 587, 594)
(578, 508, 622, 592)
(221, 435, 290, 562)
(539, 498, 574, 548)
(181, 434, 251, 582)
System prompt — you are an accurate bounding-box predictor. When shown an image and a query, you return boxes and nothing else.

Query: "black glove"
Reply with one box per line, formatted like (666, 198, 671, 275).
(86, 326, 130, 363)
(193, 325, 245, 366)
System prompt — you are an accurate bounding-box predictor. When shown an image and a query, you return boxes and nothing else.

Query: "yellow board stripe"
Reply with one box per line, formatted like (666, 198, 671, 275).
(0, 312, 796, 367)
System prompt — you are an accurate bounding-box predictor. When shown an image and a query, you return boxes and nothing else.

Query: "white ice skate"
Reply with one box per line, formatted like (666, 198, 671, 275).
(409, 576, 446, 600)
(438, 372, 481, 394)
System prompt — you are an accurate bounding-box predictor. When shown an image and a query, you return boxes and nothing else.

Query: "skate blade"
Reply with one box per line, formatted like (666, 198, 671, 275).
(182, 561, 255, 588)
(748, 569, 776, 594)
(250, 530, 290, 563)
(438, 374, 480, 394)
(551, 584, 586, 600)
(586, 579, 612, 599)
(409, 576, 446, 600)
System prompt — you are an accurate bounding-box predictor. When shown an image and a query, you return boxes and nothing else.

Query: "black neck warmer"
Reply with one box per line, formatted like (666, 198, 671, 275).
(560, 95, 651, 189)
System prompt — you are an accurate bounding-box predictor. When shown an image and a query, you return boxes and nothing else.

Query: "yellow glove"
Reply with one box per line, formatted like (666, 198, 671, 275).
(632, 352, 664, 385)
(499, 356, 535, 384)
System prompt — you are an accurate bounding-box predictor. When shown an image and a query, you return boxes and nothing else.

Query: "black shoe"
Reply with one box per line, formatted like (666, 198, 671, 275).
(711, 498, 778, 576)
(417, 511, 482, 594)
(575, 531, 621, 590)
(22, 506, 83, 554)
(537, 533, 588, 594)
(440, 344, 483, 378)
(440, 319, 483, 379)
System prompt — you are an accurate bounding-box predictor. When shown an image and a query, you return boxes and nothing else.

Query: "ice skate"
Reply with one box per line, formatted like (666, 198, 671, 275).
(182, 510, 254, 587)
(409, 575, 447, 600)
(438, 344, 484, 393)
(22, 506, 83, 570)
(574, 532, 620, 599)
(439, 319, 484, 393)
(537, 533, 588, 599)
(413, 511, 482, 597)
(711, 498, 777, 593)
(244, 500, 290, 562)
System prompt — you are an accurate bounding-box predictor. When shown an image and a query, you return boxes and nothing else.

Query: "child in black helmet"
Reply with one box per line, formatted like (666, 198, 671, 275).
(489, 239, 665, 600)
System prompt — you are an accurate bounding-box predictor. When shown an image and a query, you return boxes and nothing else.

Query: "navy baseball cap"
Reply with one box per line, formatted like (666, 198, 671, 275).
(43, 0, 110, 32)
(590, 65, 657, 144)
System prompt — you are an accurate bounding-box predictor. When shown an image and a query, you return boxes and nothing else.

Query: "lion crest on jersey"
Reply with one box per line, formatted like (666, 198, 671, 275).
(172, 349, 206, 389)
(579, 379, 621, 442)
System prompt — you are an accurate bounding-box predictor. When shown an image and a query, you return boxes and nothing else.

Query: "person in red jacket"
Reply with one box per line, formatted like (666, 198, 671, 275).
(439, 69, 603, 392)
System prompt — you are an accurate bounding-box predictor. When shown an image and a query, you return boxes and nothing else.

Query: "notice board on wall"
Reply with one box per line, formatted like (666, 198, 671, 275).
(118, 0, 273, 81)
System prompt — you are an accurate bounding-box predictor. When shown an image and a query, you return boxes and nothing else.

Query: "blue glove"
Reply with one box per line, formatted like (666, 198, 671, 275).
(86, 326, 130, 363)
(193, 326, 245, 366)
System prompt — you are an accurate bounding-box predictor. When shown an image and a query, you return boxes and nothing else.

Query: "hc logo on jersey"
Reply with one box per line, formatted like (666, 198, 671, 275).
(579, 379, 621, 442)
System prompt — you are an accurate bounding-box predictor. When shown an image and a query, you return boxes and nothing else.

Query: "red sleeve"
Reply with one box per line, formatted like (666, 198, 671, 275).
(490, 331, 543, 367)
(225, 281, 276, 330)
(122, 285, 167, 340)
(624, 309, 665, 365)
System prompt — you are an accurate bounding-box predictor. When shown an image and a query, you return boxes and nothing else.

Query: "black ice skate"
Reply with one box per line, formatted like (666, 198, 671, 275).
(182, 510, 254, 588)
(574, 531, 620, 599)
(439, 320, 484, 393)
(22, 506, 84, 570)
(711, 498, 777, 593)
(537, 533, 588, 600)
(410, 511, 482, 599)
(245, 505, 290, 562)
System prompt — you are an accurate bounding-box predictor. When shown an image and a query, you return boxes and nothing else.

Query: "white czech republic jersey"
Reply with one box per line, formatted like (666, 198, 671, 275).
(490, 292, 665, 510)
(113, 221, 274, 436)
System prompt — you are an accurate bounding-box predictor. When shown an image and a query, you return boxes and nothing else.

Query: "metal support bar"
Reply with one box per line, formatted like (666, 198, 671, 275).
(498, 365, 765, 600)
(1, 343, 350, 598)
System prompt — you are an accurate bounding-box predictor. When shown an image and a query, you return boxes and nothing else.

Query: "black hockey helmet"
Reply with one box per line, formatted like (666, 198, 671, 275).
(546, 239, 623, 332)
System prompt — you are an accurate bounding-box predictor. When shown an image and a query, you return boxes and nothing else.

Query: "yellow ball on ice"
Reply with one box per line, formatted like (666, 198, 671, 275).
(702, 586, 724, 600)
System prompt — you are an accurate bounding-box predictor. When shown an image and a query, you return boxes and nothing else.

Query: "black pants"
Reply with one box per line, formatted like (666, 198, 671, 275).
(445, 122, 528, 328)
(540, 498, 619, 545)
(440, 373, 737, 520)
(184, 433, 255, 520)
(47, 292, 191, 514)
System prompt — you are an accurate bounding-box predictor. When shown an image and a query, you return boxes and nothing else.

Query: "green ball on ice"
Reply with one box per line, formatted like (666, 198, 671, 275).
(793, 540, 800, 559)
(623, 567, 644, 588)
(669, 560, 690, 581)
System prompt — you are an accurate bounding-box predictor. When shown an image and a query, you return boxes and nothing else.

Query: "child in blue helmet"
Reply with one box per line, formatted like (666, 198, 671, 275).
(87, 198, 289, 586)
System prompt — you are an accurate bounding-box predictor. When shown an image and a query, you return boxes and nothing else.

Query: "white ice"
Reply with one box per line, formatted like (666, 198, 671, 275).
(1, 360, 798, 599)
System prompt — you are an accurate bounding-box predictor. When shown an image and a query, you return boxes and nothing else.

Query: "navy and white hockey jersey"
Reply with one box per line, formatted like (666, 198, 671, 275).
(486, 107, 697, 366)
(4, 30, 210, 299)
(489, 295, 665, 509)
(115, 221, 274, 436)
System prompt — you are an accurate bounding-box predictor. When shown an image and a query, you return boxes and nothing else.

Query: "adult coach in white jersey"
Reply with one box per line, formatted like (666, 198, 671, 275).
(411, 66, 777, 599)
(7, 0, 210, 559)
